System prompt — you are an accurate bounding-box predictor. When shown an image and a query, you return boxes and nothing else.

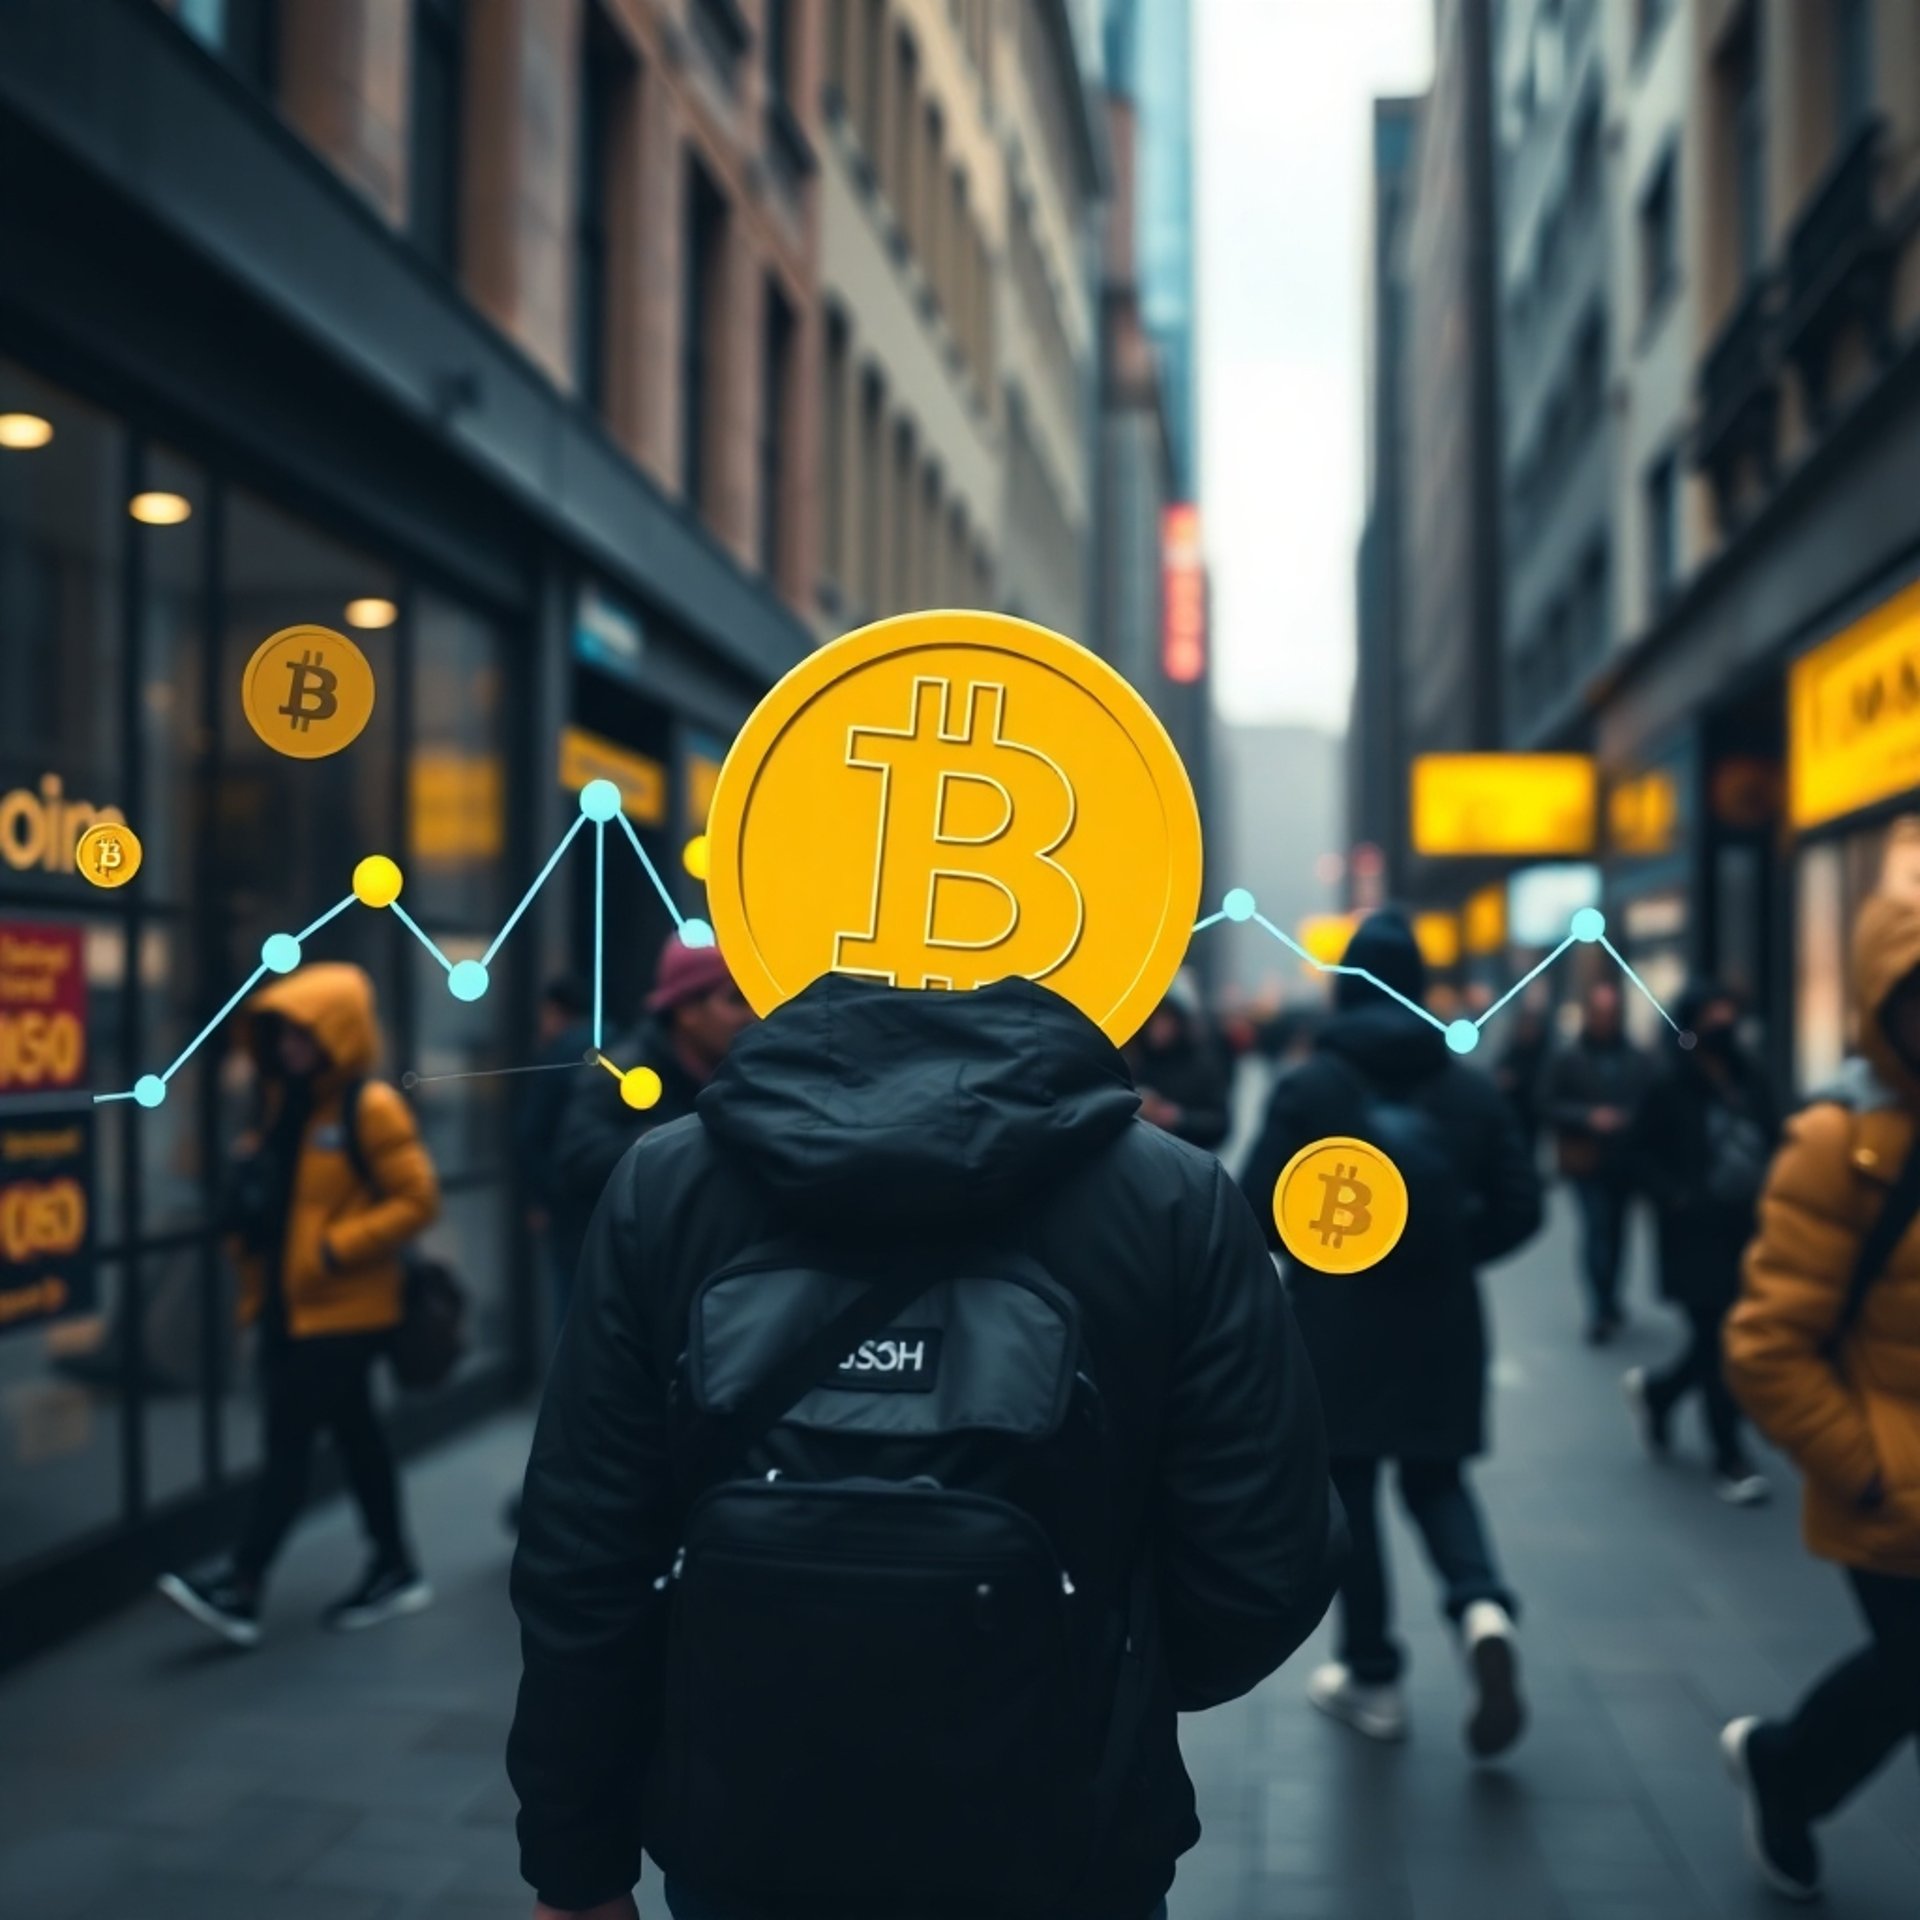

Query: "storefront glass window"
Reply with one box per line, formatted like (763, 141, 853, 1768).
(137, 447, 210, 908)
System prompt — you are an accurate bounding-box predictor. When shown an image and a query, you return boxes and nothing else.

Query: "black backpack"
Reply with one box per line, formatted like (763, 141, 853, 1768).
(645, 1234, 1128, 1919)
(339, 1079, 468, 1392)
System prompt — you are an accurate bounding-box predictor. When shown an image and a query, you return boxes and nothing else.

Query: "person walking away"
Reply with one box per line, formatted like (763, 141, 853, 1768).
(158, 963, 440, 1647)
(1492, 1001, 1551, 1161)
(1238, 909, 1542, 1757)
(508, 971, 1343, 1920)
(545, 932, 755, 1273)
(517, 977, 593, 1338)
(1622, 983, 1776, 1505)
(1541, 979, 1656, 1343)
(1123, 971, 1232, 1149)
(1717, 891, 1920, 1902)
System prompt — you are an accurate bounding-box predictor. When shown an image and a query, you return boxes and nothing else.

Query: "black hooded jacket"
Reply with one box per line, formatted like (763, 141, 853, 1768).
(1237, 913, 1543, 1459)
(508, 974, 1340, 1917)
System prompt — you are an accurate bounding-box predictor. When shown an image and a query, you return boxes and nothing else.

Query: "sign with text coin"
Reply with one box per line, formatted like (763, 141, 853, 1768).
(705, 611, 1203, 1044)
(1272, 1137, 1410, 1276)
(241, 625, 376, 760)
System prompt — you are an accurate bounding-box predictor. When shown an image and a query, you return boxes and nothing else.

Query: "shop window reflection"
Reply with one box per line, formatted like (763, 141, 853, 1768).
(409, 591, 509, 930)
(138, 447, 211, 907)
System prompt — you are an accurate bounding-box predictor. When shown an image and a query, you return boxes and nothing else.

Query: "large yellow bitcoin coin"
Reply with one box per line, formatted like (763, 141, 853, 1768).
(706, 611, 1202, 1043)
(241, 625, 376, 760)
(74, 822, 143, 889)
(1273, 1136, 1411, 1276)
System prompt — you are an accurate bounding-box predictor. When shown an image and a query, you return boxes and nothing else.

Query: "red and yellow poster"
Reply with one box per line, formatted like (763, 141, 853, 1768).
(0, 922, 94, 1335)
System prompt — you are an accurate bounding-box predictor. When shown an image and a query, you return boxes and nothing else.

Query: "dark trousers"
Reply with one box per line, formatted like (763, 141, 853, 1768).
(1330, 1456, 1517, 1686)
(1572, 1176, 1630, 1323)
(1646, 1298, 1747, 1472)
(234, 1333, 406, 1582)
(1754, 1570, 1920, 1820)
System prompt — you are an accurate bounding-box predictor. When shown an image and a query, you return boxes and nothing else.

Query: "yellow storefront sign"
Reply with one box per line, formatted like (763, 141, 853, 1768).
(1608, 768, 1678, 857)
(558, 725, 667, 826)
(1790, 577, 1920, 831)
(1414, 911, 1461, 969)
(409, 750, 504, 862)
(1410, 754, 1596, 857)
(685, 752, 724, 831)
(1464, 883, 1506, 955)
(1296, 914, 1356, 965)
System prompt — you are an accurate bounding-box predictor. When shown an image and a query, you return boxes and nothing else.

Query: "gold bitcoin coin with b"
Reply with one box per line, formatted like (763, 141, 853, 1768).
(75, 821, 143, 889)
(704, 611, 1202, 1043)
(241, 625, 376, 759)
(1273, 1137, 1410, 1276)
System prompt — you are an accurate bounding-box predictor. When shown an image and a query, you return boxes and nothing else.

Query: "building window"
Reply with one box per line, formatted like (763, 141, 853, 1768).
(859, 370, 884, 615)
(1723, 12, 1767, 284)
(891, 421, 915, 611)
(410, 0, 466, 275)
(893, 30, 919, 229)
(1836, 0, 1873, 141)
(1633, 0, 1671, 59)
(1638, 147, 1678, 324)
(860, 0, 886, 155)
(681, 161, 727, 515)
(765, 0, 793, 107)
(575, 6, 633, 415)
(1645, 452, 1679, 610)
(759, 281, 795, 582)
(179, 0, 279, 93)
(821, 311, 849, 597)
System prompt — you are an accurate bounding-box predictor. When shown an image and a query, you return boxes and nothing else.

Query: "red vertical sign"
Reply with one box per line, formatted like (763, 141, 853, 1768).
(1161, 504, 1207, 685)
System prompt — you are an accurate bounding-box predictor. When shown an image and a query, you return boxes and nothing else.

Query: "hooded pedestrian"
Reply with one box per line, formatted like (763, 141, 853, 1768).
(1717, 892, 1920, 1901)
(1621, 981, 1776, 1504)
(1238, 908, 1543, 1757)
(1123, 970, 1233, 1149)
(158, 963, 440, 1646)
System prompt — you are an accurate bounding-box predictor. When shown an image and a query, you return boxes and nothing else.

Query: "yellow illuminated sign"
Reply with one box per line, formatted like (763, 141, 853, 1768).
(1464, 883, 1506, 955)
(409, 751, 504, 862)
(1411, 755, 1596, 857)
(1790, 578, 1920, 831)
(686, 752, 724, 830)
(1414, 911, 1461, 969)
(1297, 915, 1356, 965)
(559, 726, 667, 826)
(1608, 769, 1678, 857)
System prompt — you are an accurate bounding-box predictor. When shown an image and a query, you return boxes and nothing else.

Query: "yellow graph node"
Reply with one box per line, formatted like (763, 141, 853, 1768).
(682, 833, 710, 880)
(352, 855, 404, 908)
(619, 1066, 663, 1111)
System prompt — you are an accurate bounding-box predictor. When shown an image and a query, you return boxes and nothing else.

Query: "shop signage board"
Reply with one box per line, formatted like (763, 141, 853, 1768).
(1410, 755, 1596, 857)
(1414, 912, 1461, 969)
(1790, 577, 1920, 831)
(1464, 883, 1507, 955)
(558, 725, 668, 826)
(0, 922, 94, 1336)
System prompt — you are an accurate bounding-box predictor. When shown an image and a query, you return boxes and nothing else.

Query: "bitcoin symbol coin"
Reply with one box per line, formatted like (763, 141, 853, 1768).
(1273, 1136, 1410, 1276)
(241, 625, 375, 759)
(705, 610, 1202, 1042)
(75, 822, 143, 889)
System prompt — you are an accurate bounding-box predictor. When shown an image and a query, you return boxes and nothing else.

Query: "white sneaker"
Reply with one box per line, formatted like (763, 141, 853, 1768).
(1461, 1601, 1526, 1758)
(1620, 1367, 1669, 1458)
(1715, 1470, 1772, 1507)
(1306, 1661, 1408, 1741)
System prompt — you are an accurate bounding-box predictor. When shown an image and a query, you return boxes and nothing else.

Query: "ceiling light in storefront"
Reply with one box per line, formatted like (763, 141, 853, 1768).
(129, 491, 193, 525)
(0, 412, 54, 449)
(345, 597, 399, 629)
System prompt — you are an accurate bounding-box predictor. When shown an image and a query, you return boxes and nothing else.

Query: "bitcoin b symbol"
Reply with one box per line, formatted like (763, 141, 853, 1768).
(1310, 1164, 1374, 1250)
(75, 821, 143, 890)
(833, 677, 1085, 990)
(277, 649, 339, 733)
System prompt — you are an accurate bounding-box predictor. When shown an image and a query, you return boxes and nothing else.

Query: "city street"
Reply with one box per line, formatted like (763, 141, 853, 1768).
(1, 1192, 1915, 1920)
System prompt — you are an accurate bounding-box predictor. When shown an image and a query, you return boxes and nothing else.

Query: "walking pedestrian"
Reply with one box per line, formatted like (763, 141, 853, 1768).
(1123, 971, 1232, 1149)
(517, 976, 593, 1339)
(1540, 978, 1656, 1343)
(1717, 892, 1920, 1902)
(508, 971, 1342, 1920)
(157, 964, 440, 1647)
(1621, 982, 1776, 1505)
(1238, 909, 1542, 1757)
(1491, 1000, 1551, 1161)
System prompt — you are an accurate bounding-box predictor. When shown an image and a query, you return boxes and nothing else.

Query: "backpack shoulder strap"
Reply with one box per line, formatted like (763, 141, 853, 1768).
(1829, 1112, 1920, 1352)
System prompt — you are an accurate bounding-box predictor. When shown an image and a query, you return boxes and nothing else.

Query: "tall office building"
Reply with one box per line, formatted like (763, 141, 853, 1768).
(1131, 0, 1198, 502)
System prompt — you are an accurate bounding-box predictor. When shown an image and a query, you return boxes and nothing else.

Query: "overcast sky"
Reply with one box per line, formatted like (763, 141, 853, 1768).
(1196, 0, 1434, 734)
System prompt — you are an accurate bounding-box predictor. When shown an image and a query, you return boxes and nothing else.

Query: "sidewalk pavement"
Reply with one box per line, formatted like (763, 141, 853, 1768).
(0, 1194, 1916, 1919)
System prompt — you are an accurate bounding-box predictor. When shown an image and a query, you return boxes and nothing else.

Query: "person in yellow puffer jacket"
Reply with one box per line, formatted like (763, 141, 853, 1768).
(158, 963, 440, 1649)
(1715, 890, 1920, 1901)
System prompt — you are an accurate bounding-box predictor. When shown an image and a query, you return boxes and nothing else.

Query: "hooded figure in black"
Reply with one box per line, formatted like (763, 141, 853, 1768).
(508, 973, 1341, 1920)
(1238, 909, 1542, 1757)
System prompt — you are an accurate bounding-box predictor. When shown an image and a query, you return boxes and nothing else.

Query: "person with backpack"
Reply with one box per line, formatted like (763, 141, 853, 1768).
(157, 963, 440, 1648)
(1621, 982, 1776, 1506)
(1238, 908, 1542, 1756)
(507, 970, 1343, 1920)
(1717, 891, 1920, 1902)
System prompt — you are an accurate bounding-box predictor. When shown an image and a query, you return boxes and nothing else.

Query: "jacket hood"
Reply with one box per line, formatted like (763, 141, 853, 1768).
(697, 972, 1141, 1235)
(1853, 892, 1920, 1097)
(1317, 1003, 1448, 1089)
(244, 963, 380, 1085)
(1335, 909, 1427, 1013)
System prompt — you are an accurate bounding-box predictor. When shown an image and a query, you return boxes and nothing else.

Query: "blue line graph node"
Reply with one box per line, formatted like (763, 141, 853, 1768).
(579, 778, 623, 823)
(134, 1075, 167, 1109)
(262, 932, 301, 974)
(681, 917, 716, 949)
(448, 959, 490, 1002)
(1222, 887, 1257, 923)
(1445, 1018, 1481, 1056)
(1571, 907, 1606, 944)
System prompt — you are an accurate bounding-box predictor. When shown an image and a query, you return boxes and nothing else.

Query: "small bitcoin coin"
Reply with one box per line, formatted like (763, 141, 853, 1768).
(1273, 1136, 1411, 1276)
(75, 821, 143, 889)
(241, 625, 376, 759)
(704, 611, 1203, 1043)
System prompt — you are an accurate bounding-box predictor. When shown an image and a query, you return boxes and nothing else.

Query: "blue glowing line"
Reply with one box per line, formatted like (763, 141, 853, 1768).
(617, 811, 686, 929)
(1475, 935, 1577, 1027)
(92, 1090, 136, 1104)
(295, 894, 358, 943)
(164, 964, 268, 1082)
(593, 820, 606, 1050)
(1191, 911, 1226, 933)
(482, 813, 586, 967)
(1600, 934, 1682, 1032)
(1250, 913, 1451, 1034)
(391, 903, 453, 973)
